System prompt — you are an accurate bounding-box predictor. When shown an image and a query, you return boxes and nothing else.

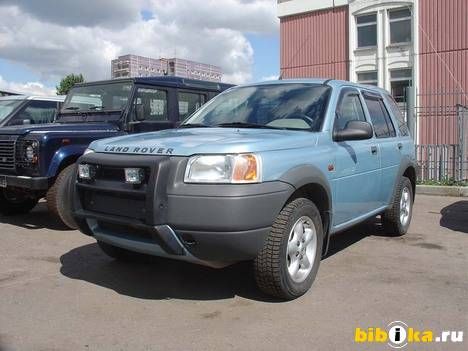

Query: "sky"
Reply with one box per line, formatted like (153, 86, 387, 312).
(0, 0, 279, 96)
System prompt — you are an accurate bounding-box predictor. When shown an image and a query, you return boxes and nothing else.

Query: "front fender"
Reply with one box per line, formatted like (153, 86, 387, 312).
(47, 144, 88, 178)
(279, 164, 332, 207)
(278, 164, 333, 256)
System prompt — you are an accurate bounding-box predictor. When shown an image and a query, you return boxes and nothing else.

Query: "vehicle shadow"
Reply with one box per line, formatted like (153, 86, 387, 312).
(440, 201, 468, 234)
(0, 202, 71, 231)
(325, 217, 388, 259)
(60, 218, 388, 302)
(60, 243, 276, 302)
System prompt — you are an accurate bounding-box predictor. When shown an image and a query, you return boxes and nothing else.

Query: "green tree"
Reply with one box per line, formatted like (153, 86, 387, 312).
(56, 73, 85, 95)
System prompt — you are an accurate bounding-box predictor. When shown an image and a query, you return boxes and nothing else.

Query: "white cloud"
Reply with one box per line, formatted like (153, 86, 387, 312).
(260, 74, 279, 81)
(150, 0, 278, 35)
(0, 0, 278, 86)
(0, 76, 56, 96)
(0, 0, 143, 28)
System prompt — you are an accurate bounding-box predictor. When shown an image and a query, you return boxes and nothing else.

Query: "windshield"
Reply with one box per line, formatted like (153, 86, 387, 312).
(0, 100, 23, 122)
(61, 82, 133, 113)
(182, 84, 331, 131)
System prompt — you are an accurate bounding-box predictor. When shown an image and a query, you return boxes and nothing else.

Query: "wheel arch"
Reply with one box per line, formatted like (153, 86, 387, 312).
(47, 145, 86, 179)
(402, 165, 416, 200)
(279, 165, 333, 256)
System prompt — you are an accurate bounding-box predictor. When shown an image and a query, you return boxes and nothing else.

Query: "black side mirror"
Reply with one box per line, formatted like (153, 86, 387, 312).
(334, 120, 373, 142)
(135, 104, 145, 121)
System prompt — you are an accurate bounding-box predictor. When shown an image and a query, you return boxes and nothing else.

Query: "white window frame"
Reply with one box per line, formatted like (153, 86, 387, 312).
(356, 13, 378, 49)
(390, 68, 413, 103)
(357, 70, 379, 86)
(388, 7, 412, 45)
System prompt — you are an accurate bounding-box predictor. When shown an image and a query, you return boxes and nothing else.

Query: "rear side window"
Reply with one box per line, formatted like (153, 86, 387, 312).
(335, 91, 366, 131)
(15, 100, 57, 124)
(385, 94, 409, 136)
(178, 92, 206, 120)
(364, 96, 396, 138)
(131, 88, 168, 121)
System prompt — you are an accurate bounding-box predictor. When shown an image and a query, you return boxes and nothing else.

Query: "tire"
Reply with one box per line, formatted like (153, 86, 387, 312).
(0, 188, 39, 215)
(382, 176, 413, 236)
(97, 240, 152, 263)
(254, 198, 324, 300)
(46, 164, 78, 229)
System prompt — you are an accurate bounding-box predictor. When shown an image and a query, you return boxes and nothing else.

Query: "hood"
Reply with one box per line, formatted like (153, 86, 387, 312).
(91, 128, 319, 156)
(0, 122, 119, 136)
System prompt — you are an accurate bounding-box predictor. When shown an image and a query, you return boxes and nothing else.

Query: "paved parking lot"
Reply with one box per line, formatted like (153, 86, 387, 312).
(0, 195, 467, 351)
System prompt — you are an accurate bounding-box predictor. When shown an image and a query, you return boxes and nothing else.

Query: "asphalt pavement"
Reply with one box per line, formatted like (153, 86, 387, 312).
(0, 195, 467, 350)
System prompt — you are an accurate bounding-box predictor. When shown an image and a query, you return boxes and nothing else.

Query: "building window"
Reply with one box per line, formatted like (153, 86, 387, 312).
(390, 68, 412, 103)
(357, 71, 378, 86)
(389, 8, 412, 44)
(356, 13, 377, 48)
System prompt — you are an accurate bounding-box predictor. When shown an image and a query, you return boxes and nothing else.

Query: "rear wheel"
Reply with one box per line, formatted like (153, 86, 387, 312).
(254, 198, 323, 300)
(46, 164, 77, 229)
(0, 188, 39, 215)
(97, 241, 152, 263)
(382, 176, 413, 236)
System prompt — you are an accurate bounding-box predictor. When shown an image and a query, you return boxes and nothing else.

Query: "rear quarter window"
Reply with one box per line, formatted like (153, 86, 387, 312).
(385, 94, 409, 136)
(364, 96, 396, 138)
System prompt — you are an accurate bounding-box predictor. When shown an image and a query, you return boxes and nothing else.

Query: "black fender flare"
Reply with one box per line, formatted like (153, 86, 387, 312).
(389, 156, 417, 205)
(279, 165, 333, 256)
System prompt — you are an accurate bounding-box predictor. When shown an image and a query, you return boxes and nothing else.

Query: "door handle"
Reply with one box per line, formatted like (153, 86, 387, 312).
(371, 146, 378, 155)
(397, 143, 403, 150)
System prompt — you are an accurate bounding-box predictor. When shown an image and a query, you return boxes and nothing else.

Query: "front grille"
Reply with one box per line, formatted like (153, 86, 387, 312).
(0, 137, 16, 170)
(81, 189, 147, 220)
(77, 154, 172, 225)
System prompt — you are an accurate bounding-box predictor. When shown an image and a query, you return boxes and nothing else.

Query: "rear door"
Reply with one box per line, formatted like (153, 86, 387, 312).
(362, 92, 401, 205)
(332, 87, 382, 226)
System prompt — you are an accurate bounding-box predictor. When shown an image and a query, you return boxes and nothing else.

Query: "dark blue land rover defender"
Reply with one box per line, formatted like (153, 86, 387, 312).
(0, 77, 232, 228)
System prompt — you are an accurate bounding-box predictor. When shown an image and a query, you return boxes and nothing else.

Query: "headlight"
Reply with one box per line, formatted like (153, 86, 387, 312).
(84, 148, 95, 155)
(25, 145, 35, 161)
(24, 141, 39, 163)
(184, 154, 261, 184)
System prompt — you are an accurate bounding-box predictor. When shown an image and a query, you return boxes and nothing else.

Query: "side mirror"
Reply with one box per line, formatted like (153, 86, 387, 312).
(135, 104, 145, 121)
(334, 120, 373, 142)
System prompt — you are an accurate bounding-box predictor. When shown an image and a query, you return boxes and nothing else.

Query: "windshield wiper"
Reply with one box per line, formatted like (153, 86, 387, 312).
(64, 106, 80, 110)
(215, 122, 280, 129)
(88, 106, 104, 110)
(179, 123, 211, 128)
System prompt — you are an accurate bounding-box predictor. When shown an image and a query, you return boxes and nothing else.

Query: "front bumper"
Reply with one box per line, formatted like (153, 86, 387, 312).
(73, 153, 294, 266)
(0, 174, 50, 190)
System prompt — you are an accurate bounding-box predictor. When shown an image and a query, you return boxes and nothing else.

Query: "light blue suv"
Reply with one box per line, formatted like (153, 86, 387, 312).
(72, 79, 416, 300)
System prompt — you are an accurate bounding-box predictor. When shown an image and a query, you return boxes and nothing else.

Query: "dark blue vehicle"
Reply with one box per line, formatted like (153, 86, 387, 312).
(0, 77, 232, 227)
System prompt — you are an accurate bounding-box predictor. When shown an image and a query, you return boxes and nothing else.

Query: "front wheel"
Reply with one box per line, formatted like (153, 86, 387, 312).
(46, 164, 78, 229)
(254, 198, 324, 300)
(382, 176, 414, 236)
(0, 188, 39, 215)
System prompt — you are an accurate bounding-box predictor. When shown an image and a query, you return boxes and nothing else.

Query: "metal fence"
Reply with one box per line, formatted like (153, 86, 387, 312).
(415, 144, 460, 181)
(408, 91, 468, 182)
